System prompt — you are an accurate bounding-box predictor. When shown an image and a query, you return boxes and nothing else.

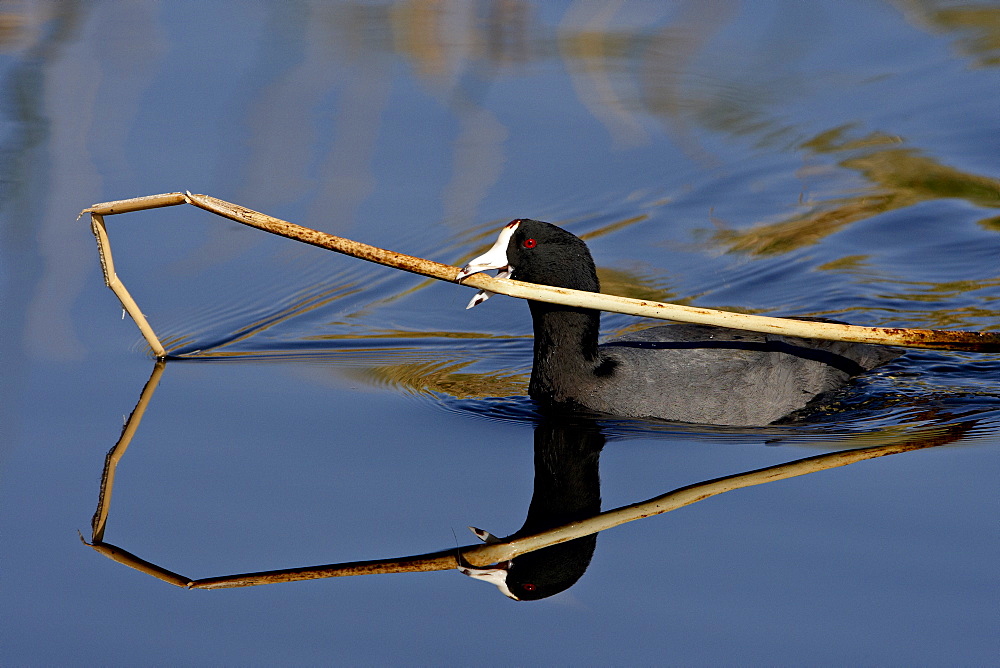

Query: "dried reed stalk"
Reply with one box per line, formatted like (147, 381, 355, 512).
(82, 192, 1000, 356)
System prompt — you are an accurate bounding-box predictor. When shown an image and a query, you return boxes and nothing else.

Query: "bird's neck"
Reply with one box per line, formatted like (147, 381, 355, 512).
(519, 417, 604, 534)
(527, 302, 602, 404)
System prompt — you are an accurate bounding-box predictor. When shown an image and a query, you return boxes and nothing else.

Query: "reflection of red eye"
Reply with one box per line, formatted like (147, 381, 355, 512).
(522, 238, 537, 249)
(522, 583, 536, 592)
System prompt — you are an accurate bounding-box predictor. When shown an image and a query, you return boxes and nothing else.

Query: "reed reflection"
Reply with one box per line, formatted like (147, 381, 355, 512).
(83, 360, 979, 601)
(711, 129, 1000, 258)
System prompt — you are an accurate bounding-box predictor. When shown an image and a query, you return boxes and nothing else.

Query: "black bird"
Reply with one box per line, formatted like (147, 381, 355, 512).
(460, 417, 604, 601)
(457, 219, 900, 426)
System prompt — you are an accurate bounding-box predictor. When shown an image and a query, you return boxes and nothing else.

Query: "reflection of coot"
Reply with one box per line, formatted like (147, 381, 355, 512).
(462, 417, 604, 601)
(459, 220, 900, 426)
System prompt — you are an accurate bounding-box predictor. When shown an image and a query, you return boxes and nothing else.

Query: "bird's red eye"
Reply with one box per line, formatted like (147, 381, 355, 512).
(522, 238, 537, 249)
(522, 583, 536, 591)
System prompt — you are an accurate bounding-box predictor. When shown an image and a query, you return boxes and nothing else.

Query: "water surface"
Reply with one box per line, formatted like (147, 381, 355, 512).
(2, 2, 998, 664)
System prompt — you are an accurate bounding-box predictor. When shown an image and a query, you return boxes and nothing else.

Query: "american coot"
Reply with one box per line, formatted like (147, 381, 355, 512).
(457, 219, 900, 426)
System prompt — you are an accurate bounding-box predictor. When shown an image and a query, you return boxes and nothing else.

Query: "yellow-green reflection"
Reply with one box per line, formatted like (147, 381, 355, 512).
(899, 1, 1000, 67)
(711, 128, 1000, 256)
(347, 358, 527, 399)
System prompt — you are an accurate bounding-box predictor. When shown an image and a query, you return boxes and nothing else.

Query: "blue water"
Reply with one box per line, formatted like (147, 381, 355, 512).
(2, 2, 998, 664)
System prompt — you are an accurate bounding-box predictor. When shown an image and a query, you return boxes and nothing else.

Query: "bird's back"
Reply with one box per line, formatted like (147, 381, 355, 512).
(584, 324, 900, 425)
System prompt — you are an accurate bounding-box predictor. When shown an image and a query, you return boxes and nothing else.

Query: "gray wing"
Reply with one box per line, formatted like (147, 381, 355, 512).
(588, 324, 900, 425)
